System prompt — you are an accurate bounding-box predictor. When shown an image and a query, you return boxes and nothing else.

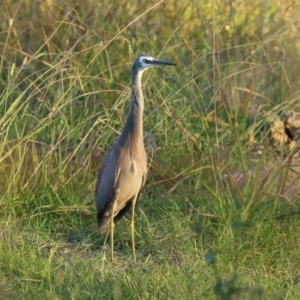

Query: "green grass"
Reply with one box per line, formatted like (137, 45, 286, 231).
(1, 0, 300, 299)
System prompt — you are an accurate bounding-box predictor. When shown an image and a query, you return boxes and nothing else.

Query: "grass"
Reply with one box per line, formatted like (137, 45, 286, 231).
(1, 0, 300, 299)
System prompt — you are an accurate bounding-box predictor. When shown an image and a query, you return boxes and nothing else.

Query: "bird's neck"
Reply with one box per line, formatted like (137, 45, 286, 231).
(119, 69, 145, 148)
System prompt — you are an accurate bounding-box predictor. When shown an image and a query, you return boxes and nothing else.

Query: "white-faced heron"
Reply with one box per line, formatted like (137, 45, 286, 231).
(96, 55, 176, 262)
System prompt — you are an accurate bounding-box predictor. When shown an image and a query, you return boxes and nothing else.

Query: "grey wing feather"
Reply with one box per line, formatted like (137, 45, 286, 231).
(95, 147, 120, 218)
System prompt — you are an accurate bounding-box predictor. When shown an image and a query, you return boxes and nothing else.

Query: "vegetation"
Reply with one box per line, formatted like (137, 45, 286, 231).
(1, 0, 300, 298)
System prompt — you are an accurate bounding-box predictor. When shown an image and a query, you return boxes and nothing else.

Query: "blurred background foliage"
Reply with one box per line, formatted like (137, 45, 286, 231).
(0, 0, 300, 206)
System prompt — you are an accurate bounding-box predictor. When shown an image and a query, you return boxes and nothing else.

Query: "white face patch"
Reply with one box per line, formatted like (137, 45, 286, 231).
(138, 55, 155, 69)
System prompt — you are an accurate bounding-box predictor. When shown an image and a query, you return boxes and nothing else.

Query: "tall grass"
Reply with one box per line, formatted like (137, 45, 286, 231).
(1, 0, 300, 298)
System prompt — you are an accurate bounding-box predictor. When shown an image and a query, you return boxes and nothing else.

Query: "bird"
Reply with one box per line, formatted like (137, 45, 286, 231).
(95, 55, 176, 262)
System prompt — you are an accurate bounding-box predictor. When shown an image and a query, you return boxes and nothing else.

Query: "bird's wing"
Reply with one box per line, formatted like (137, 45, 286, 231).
(95, 146, 121, 216)
(96, 141, 147, 232)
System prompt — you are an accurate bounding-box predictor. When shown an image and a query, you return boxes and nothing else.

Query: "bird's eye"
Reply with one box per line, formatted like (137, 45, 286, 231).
(142, 59, 147, 63)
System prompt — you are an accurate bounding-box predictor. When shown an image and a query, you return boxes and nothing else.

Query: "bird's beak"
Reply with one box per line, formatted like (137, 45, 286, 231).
(151, 59, 176, 66)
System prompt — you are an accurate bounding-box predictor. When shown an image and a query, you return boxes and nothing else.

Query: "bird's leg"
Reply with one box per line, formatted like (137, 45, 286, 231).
(110, 202, 116, 263)
(130, 195, 138, 262)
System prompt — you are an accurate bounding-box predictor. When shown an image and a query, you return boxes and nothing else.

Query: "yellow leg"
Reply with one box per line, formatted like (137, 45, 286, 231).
(130, 198, 137, 262)
(110, 203, 115, 263)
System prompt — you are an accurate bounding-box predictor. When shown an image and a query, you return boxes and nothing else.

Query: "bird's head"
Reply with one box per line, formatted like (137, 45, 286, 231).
(132, 55, 176, 72)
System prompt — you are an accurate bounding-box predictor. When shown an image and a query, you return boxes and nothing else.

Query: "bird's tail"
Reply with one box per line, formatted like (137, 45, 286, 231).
(97, 202, 132, 233)
(97, 214, 110, 234)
